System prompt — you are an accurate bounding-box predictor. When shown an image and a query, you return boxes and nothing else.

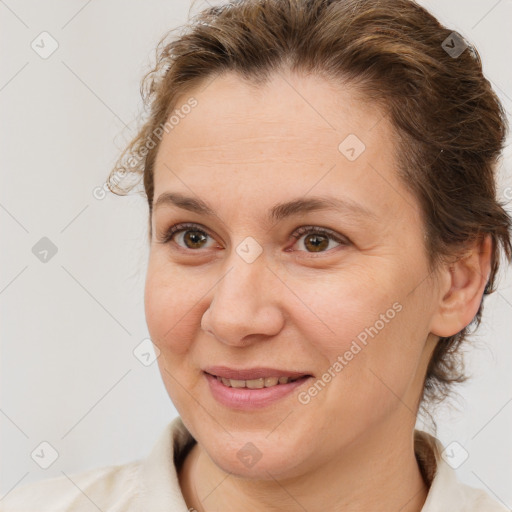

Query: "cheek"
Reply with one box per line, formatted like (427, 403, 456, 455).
(144, 257, 205, 356)
(290, 265, 427, 401)
(286, 264, 400, 355)
(144, 258, 208, 413)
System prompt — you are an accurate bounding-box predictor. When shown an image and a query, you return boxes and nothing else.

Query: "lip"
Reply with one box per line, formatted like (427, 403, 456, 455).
(203, 370, 313, 410)
(203, 366, 312, 380)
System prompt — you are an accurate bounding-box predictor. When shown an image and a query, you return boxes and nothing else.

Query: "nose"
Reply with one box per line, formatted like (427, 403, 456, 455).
(200, 255, 285, 347)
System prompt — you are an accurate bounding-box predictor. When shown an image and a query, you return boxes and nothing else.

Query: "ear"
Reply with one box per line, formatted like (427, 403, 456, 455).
(429, 235, 493, 338)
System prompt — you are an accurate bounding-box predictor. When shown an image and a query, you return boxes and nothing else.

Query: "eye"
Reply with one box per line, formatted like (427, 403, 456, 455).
(157, 222, 350, 255)
(289, 225, 349, 255)
(158, 222, 218, 251)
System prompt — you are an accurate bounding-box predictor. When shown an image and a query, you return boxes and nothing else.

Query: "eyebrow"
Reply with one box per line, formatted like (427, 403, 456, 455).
(153, 192, 377, 225)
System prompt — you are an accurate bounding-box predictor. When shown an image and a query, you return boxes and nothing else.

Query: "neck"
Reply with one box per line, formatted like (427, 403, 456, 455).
(178, 420, 430, 512)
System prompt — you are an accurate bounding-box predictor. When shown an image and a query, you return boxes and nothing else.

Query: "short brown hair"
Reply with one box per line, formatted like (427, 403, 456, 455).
(109, 0, 511, 427)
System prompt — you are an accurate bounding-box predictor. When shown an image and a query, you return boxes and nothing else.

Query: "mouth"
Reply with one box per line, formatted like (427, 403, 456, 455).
(204, 372, 310, 389)
(203, 368, 313, 409)
(203, 366, 313, 385)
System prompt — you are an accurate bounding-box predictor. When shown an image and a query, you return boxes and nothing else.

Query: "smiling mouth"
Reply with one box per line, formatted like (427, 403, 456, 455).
(205, 372, 311, 389)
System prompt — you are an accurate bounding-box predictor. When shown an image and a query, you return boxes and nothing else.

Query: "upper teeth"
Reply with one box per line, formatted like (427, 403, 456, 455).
(216, 376, 302, 388)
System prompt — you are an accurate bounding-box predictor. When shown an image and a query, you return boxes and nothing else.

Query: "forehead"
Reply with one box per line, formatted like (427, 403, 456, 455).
(152, 71, 414, 222)
(156, 70, 389, 160)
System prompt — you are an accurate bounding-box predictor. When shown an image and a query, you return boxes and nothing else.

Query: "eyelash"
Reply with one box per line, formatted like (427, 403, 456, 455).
(158, 222, 349, 256)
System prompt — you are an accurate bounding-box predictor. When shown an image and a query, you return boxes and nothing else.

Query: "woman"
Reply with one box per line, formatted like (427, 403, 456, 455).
(2, 0, 510, 510)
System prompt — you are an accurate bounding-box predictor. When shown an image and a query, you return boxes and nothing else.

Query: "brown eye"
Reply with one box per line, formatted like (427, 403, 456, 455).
(160, 223, 216, 250)
(290, 226, 349, 254)
(158, 223, 349, 255)
(181, 230, 209, 249)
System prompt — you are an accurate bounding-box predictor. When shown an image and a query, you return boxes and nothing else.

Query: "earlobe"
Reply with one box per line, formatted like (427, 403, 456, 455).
(429, 235, 493, 338)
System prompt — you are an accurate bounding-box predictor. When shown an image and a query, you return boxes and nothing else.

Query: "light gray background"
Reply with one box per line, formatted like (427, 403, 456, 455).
(1, 0, 511, 506)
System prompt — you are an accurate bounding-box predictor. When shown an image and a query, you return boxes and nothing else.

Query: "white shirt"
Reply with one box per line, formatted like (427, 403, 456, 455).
(1, 416, 508, 511)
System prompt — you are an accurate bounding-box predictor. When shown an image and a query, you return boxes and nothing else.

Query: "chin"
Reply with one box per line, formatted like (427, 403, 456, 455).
(211, 451, 296, 480)
(203, 433, 311, 481)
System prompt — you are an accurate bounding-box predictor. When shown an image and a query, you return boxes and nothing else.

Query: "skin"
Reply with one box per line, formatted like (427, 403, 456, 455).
(144, 70, 492, 512)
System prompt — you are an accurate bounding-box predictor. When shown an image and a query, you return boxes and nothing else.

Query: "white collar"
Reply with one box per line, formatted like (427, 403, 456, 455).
(135, 416, 507, 511)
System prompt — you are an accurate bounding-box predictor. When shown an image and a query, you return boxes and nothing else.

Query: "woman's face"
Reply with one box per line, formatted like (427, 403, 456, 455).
(145, 70, 440, 479)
